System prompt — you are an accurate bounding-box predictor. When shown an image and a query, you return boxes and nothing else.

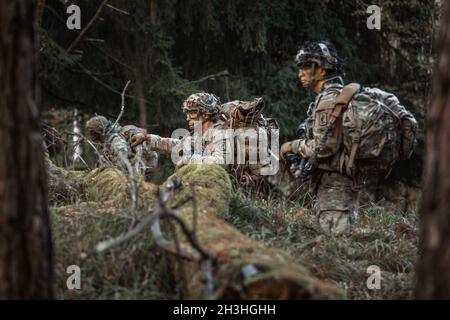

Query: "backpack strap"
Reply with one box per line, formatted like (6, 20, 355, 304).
(332, 83, 361, 176)
(299, 83, 361, 179)
(329, 83, 361, 125)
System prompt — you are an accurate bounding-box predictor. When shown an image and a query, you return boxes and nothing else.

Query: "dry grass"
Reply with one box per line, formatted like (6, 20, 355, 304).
(51, 169, 419, 300)
(226, 192, 418, 299)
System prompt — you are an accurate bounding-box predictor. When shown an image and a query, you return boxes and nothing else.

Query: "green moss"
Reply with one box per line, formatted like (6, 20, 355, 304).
(170, 164, 232, 216)
(85, 168, 130, 207)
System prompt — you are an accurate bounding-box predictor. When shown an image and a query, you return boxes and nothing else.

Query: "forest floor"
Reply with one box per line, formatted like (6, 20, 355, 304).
(52, 177, 418, 300)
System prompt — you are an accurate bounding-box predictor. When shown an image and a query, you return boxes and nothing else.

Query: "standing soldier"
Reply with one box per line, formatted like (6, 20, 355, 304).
(85, 115, 158, 178)
(280, 41, 417, 234)
(280, 41, 359, 235)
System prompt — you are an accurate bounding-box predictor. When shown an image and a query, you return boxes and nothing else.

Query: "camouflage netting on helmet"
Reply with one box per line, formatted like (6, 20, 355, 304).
(295, 41, 345, 76)
(182, 92, 221, 115)
(85, 115, 112, 136)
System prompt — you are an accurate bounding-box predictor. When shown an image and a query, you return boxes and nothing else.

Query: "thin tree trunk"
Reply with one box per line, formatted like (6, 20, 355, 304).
(149, 0, 157, 25)
(0, 0, 53, 299)
(36, 0, 46, 26)
(135, 69, 147, 129)
(416, 0, 450, 299)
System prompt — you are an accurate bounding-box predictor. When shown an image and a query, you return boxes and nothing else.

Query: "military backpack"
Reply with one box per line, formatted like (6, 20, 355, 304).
(331, 83, 418, 177)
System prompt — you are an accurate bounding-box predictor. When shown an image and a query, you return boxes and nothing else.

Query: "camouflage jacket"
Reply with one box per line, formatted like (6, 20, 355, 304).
(291, 82, 344, 172)
(144, 120, 232, 167)
(103, 125, 158, 172)
(144, 119, 274, 184)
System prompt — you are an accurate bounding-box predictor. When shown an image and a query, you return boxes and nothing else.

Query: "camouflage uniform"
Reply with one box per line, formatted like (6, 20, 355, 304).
(289, 41, 359, 234)
(140, 93, 232, 171)
(144, 119, 232, 168)
(290, 82, 359, 234)
(220, 98, 278, 186)
(142, 93, 275, 186)
(288, 41, 417, 234)
(86, 116, 158, 176)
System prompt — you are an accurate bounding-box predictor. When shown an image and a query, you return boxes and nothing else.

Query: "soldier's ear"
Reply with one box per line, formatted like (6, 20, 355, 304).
(316, 67, 328, 77)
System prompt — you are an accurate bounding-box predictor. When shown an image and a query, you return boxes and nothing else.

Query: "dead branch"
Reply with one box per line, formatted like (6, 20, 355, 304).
(190, 70, 229, 84)
(106, 4, 130, 15)
(110, 80, 131, 133)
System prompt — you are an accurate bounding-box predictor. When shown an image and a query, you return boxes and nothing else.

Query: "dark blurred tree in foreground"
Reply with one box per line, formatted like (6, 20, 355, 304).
(0, 0, 54, 298)
(416, 0, 450, 299)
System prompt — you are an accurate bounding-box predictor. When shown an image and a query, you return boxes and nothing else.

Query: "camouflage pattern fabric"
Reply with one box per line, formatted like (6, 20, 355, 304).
(363, 87, 418, 161)
(291, 83, 343, 166)
(182, 92, 221, 115)
(99, 124, 158, 176)
(121, 125, 158, 172)
(144, 119, 232, 167)
(288, 81, 417, 233)
(288, 83, 358, 234)
(314, 171, 359, 234)
(220, 98, 278, 186)
(143, 117, 273, 186)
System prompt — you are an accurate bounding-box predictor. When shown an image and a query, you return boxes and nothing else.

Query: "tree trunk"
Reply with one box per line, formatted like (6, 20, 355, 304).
(0, 0, 53, 299)
(36, 0, 46, 26)
(416, 1, 450, 299)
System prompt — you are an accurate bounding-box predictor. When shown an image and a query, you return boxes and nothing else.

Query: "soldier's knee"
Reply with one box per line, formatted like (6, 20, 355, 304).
(318, 210, 353, 235)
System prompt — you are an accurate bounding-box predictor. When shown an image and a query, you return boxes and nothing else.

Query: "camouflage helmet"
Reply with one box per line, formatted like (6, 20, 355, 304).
(86, 115, 111, 138)
(182, 92, 221, 116)
(295, 41, 344, 76)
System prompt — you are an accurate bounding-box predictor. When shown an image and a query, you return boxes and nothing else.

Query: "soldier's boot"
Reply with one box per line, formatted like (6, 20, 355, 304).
(318, 210, 353, 234)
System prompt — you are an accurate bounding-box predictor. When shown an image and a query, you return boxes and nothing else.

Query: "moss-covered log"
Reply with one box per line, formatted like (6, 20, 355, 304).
(50, 163, 344, 299)
(47, 161, 158, 208)
(161, 164, 343, 299)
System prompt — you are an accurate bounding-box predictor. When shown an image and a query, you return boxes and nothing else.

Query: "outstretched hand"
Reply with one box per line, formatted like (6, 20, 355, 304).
(131, 132, 148, 150)
(280, 142, 294, 161)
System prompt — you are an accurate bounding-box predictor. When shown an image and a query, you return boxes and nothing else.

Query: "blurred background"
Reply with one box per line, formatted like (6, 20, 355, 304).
(39, 0, 439, 184)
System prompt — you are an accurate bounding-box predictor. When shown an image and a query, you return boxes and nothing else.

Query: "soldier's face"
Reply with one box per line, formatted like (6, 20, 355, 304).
(89, 130, 105, 143)
(185, 110, 205, 131)
(298, 63, 315, 89)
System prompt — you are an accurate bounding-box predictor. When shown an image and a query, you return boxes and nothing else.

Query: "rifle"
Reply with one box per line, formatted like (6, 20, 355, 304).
(285, 122, 313, 181)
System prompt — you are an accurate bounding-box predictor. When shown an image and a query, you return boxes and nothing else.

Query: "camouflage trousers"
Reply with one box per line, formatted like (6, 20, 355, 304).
(313, 171, 360, 234)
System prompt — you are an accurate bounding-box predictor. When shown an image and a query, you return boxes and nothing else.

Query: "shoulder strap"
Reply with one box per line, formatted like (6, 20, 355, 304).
(329, 83, 361, 125)
(300, 83, 361, 179)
